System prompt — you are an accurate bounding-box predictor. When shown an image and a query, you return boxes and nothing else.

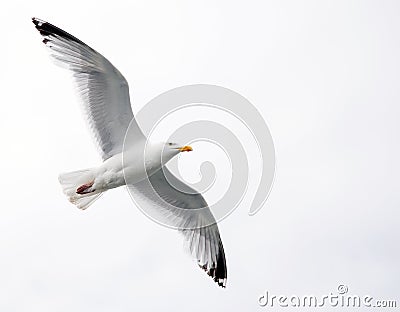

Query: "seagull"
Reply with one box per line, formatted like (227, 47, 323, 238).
(32, 18, 227, 287)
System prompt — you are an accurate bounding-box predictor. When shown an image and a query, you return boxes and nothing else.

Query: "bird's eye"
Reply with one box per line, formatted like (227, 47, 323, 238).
(168, 142, 173, 146)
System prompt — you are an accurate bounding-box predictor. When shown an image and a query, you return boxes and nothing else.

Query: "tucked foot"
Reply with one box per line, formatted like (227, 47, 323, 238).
(76, 181, 95, 194)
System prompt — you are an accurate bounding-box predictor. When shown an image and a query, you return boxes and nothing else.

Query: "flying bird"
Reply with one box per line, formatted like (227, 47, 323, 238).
(32, 18, 227, 287)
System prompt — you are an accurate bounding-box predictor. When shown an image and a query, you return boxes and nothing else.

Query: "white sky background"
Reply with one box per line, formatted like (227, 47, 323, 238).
(0, 0, 399, 311)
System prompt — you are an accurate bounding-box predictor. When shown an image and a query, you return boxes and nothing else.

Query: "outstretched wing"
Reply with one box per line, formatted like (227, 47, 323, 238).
(32, 18, 145, 160)
(128, 167, 227, 287)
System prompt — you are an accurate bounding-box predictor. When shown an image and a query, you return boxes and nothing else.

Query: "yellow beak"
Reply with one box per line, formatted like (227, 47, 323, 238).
(178, 145, 193, 152)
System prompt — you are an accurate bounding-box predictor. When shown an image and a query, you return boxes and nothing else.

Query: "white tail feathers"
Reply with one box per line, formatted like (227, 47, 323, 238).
(58, 169, 102, 210)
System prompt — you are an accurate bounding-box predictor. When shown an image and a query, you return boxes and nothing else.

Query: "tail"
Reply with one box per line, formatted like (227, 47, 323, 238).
(58, 169, 103, 210)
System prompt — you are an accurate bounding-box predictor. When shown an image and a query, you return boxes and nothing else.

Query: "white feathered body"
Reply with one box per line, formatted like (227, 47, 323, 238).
(59, 142, 171, 209)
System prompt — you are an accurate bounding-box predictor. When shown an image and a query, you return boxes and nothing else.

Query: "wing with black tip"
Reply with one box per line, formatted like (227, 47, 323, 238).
(32, 18, 145, 160)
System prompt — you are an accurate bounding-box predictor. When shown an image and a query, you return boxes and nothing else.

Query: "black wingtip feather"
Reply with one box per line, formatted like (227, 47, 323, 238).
(216, 243, 227, 287)
(31, 17, 86, 46)
(199, 241, 227, 288)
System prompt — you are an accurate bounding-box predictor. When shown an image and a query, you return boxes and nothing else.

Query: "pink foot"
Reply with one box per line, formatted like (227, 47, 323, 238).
(76, 181, 95, 194)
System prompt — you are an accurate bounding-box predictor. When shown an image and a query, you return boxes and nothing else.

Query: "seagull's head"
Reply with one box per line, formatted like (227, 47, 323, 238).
(154, 141, 193, 165)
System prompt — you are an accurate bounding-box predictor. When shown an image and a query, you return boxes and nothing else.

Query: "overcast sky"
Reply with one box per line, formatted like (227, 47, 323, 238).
(1, 0, 399, 311)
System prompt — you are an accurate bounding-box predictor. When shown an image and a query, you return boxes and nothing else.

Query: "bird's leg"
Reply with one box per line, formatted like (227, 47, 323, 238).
(76, 180, 95, 194)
